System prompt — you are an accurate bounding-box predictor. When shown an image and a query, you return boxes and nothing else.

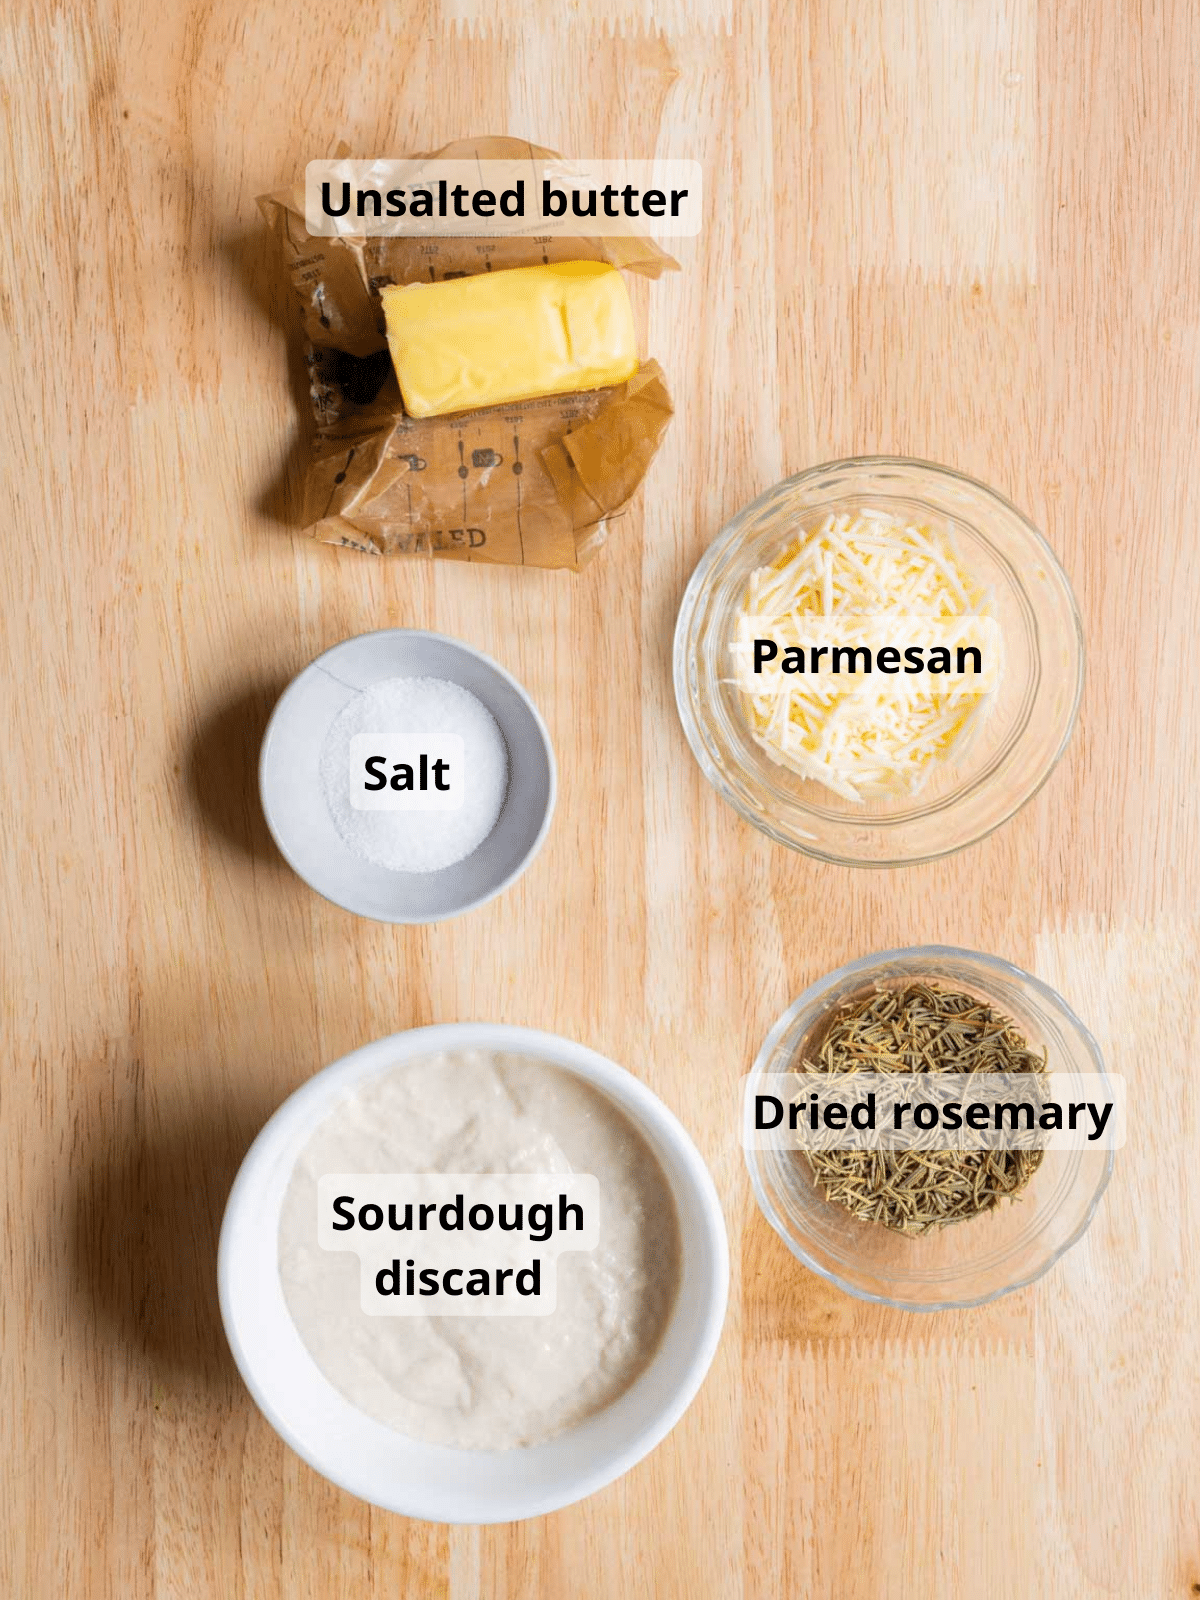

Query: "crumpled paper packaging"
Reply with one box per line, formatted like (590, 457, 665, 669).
(258, 137, 677, 570)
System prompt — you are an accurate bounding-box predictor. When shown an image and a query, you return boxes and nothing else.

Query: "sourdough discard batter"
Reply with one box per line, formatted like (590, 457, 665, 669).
(278, 1051, 681, 1450)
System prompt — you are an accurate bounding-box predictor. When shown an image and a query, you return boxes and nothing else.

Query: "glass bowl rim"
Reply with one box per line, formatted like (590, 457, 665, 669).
(743, 944, 1115, 1312)
(673, 455, 1086, 867)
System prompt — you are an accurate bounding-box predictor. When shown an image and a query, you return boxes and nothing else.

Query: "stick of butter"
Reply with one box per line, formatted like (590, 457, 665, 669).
(379, 261, 639, 419)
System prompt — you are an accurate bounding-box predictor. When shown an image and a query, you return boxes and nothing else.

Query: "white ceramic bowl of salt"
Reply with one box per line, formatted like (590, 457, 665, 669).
(260, 630, 556, 923)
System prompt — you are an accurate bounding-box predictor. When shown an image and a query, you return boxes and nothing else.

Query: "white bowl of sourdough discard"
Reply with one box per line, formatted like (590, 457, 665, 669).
(217, 1023, 730, 1524)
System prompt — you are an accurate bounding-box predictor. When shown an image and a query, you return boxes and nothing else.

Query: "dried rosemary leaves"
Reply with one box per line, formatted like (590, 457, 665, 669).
(797, 981, 1047, 1235)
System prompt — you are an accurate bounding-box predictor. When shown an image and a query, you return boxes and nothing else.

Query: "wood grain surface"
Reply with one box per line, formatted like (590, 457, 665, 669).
(3, 1, 1198, 1596)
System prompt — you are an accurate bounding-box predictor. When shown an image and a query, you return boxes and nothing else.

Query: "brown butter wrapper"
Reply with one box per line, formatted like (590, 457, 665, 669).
(258, 137, 677, 570)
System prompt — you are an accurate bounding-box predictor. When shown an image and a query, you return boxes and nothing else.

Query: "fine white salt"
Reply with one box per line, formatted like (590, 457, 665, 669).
(320, 677, 509, 872)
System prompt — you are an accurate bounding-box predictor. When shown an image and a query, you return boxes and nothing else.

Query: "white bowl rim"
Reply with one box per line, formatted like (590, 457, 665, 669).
(744, 944, 1115, 1312)
(218, 1022, 731, 1522)
(258, 628, 558, 924)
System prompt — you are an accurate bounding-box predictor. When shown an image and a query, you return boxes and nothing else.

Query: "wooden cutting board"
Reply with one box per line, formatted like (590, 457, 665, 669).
(3, 0, 1198, 1595)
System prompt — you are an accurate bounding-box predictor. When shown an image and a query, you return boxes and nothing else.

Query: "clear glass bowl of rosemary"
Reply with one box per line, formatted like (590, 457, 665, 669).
(672, 457, 1083, 865)
(744, 947, 1114, 1311)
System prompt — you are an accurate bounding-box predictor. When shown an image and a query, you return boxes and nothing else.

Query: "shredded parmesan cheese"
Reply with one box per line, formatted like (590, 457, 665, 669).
(731, 509, 998, 801)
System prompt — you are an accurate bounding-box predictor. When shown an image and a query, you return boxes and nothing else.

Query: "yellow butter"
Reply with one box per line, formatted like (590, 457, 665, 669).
(379, 261, 638, 419)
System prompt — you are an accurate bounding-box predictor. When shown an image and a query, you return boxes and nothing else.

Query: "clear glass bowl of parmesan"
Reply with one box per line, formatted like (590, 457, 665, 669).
(673, 457, 1083, 864)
